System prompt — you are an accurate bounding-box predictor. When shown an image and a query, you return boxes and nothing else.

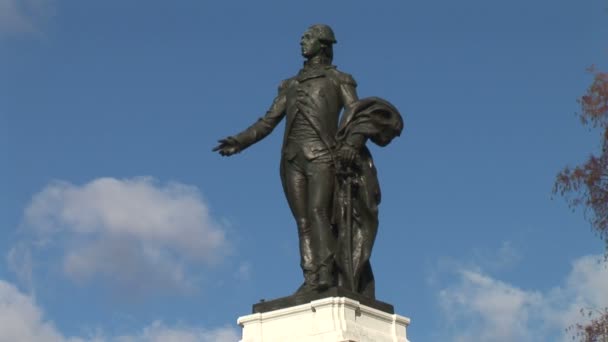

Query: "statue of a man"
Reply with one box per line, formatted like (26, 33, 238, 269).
(214, 24, 403, 298)
(214, 24, 359, 293)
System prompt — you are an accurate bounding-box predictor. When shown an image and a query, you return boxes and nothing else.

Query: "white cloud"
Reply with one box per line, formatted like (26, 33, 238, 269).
(545, 255, 608, 334)
(0, 0, 53, 37)
(0, 279, 239, 342)
(466, 241, 523, 272)
(14, 177, 230, 294)
(439, 270, 544, 341)
(113, 321, 239, 342)
(0, 280, 84, 342)
(6, 243, 34, 291)
(438, 254, 608, 342)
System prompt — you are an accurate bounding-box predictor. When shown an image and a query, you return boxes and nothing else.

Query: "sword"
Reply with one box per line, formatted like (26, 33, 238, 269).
(338, 163, 356, 292)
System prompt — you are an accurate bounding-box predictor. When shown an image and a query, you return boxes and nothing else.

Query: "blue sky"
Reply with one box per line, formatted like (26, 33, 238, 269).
(1, 0, 608, 341)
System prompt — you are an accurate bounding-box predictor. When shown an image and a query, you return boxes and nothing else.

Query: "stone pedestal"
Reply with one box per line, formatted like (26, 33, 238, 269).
(238, 297, 410, 342)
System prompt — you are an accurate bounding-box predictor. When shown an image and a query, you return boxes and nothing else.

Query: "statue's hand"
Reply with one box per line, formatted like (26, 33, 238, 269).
(338, 144, 358, 166)
(212, 137, 242, 156)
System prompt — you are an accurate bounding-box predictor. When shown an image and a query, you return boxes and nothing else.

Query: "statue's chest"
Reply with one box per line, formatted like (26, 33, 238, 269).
(286, 74, 339, 105)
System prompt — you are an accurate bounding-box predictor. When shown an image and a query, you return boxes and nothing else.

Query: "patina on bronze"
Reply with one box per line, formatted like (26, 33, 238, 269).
(214, 24, 403, 312)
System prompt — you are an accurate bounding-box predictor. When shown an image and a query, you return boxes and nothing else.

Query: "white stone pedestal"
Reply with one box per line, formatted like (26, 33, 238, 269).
(238, 297, 410, 342)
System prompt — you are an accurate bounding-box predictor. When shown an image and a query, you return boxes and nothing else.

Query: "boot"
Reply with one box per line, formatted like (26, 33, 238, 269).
(317, 264, 332, 290)
(294, 269, 318, 295)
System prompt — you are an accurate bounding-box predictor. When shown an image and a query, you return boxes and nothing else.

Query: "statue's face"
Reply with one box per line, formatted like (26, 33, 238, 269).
(300, 29, 322, 58)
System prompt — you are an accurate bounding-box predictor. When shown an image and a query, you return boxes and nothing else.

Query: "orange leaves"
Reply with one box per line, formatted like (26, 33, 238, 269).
(572, 308, 608, 342)
(579, 69, 608, 127)
(554, 67, 608, 246)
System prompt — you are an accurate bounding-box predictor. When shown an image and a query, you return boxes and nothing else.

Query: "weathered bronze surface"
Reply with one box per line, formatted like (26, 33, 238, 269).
(214, 24, 403, 302)
(253, 287, 394, 314)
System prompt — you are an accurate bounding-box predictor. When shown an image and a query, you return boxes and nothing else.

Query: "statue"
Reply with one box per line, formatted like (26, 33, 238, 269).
(213, 24, 403, 302)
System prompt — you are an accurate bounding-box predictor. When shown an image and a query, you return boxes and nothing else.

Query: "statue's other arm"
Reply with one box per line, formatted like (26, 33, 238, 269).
(213, 81, 288, 156)
(340, 75, 358, 111)
(337, 74, 365, 163)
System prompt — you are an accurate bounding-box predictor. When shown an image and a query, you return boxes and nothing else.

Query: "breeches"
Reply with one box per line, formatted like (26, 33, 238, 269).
(280, 153, 335, 273)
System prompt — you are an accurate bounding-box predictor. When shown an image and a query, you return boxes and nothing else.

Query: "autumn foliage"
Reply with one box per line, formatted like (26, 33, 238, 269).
(570, 309, 608, 342)
(554, 67, 608, 342)
(554, 67, 608, 248)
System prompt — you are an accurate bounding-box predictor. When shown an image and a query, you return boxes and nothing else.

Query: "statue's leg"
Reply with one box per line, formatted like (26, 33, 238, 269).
(281, 157, 316, 292)
(306, 160, 336, 289)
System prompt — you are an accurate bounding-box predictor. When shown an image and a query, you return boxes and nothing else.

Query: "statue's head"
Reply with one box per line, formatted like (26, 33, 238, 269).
(300, 24, 336, 60)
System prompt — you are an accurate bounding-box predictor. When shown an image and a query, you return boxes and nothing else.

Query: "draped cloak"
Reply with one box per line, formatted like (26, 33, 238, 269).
(333, 97, 403, 299)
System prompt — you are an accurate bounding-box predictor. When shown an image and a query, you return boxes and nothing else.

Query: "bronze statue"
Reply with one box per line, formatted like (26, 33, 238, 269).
(214, 24, 403, 301)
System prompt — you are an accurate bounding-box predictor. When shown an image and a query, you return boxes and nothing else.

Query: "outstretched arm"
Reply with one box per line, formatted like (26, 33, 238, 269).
(213, 82, 288, 156)
(212, 137, 241, 156)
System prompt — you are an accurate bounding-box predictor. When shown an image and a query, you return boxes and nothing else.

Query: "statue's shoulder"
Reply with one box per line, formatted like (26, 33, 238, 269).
(278, 76, 297, 93)
(326, 66, 357, 87)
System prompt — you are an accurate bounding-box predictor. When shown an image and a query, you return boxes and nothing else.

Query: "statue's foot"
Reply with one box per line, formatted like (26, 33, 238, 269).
(295, 269, 319, 295)
(316, 281, 330, 291)
(294, 282, 318, 296)
(317, 266, 332, 290)
(294, 266, 334, 296)
(294, 280, 331, 296)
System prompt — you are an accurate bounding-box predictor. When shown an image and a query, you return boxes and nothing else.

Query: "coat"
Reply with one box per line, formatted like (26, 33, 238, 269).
(232, 64, 358, 161)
